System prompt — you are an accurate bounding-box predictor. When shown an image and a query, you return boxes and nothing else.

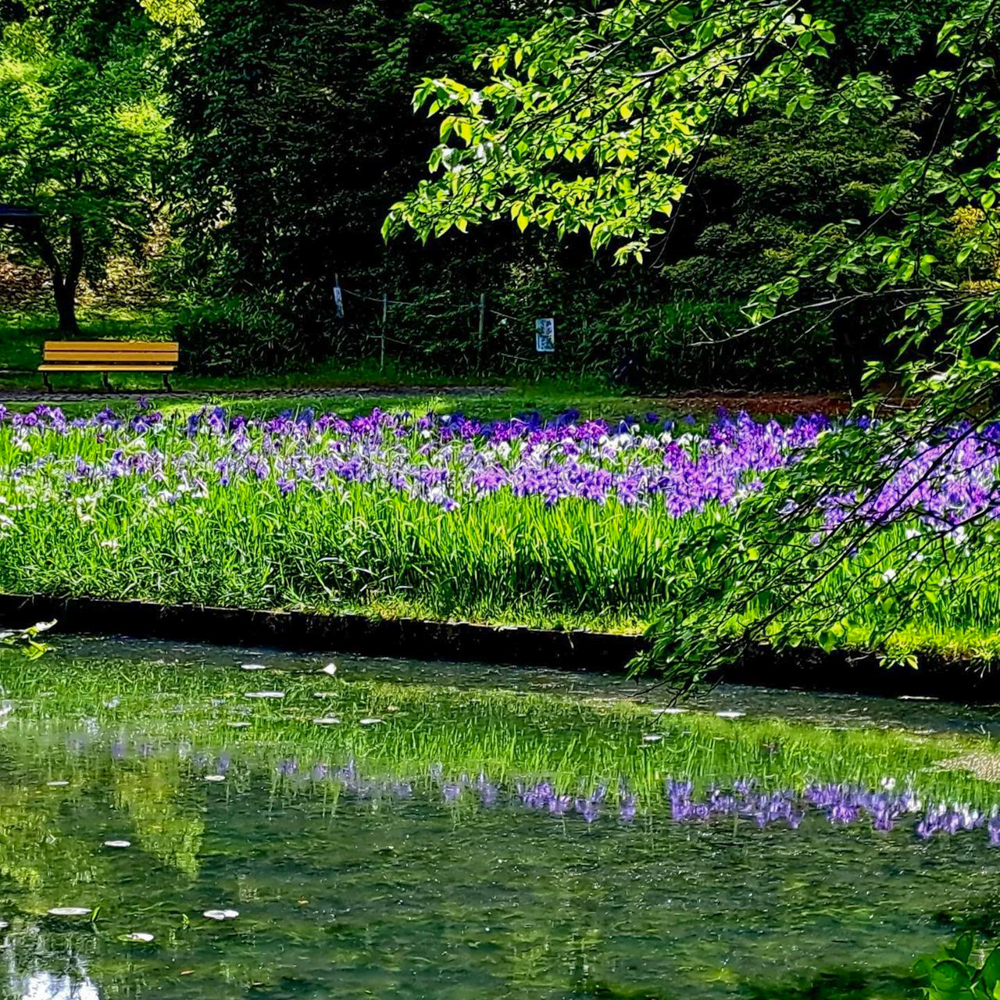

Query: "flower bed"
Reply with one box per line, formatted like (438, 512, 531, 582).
(0, 402, 996, 656)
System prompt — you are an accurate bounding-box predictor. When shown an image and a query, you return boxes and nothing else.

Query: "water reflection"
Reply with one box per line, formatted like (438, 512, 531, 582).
(19, 972, 100, 1000)
(0, 638, 998, 998)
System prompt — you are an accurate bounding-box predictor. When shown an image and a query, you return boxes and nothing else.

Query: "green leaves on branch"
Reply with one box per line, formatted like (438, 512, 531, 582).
(0, 5, 174, 329)
(384, 1, 848, 262)
(746, 0, 1000, 401)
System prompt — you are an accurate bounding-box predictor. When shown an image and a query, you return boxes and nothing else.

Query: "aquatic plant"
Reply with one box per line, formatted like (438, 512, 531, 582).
(914, 933, 1000, 999)
(0, 620, 53, 660)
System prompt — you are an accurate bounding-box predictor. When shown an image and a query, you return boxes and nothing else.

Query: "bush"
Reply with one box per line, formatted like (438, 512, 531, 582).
(171, 297, 306, 375)
(582, 298, 841, 391)
(168, 279, 845, 391)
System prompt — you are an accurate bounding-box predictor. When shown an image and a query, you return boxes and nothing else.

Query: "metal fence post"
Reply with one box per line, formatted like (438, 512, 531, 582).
(477, 292, 486, 371)
(381, 292, 388, 371)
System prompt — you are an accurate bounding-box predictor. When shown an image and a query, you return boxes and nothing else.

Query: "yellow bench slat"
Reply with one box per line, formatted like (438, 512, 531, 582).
(43, 341, 178, 351)
(39, 364, 177, 372)
(43, 353, 179, 363)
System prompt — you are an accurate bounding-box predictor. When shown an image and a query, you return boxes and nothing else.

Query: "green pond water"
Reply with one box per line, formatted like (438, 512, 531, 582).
(1, 638, 1000, 999)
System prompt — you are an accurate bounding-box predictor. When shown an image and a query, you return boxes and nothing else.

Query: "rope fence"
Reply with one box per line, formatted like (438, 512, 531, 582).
(333, 277, 546, 371)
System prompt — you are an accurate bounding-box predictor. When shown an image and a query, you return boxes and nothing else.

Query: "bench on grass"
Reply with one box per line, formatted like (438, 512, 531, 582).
(39, 341, 179, 391)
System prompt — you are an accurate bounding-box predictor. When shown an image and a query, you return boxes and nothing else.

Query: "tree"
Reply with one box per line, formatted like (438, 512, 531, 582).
(170, 0, 547, 321)
(642, 0, 1000, 683)
(0, 4, 172, 332)
(383, 0, 895, 261)
(388, 0, 1000, 681)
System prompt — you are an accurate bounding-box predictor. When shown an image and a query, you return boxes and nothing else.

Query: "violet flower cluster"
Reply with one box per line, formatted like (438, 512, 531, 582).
(4, 404, 1000, 533)
(820, 421, 1000, 535)
(0, 403, 829, 514)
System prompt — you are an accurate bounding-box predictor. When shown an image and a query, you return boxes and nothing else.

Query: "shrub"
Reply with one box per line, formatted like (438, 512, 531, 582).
(171, 297, 304, 375)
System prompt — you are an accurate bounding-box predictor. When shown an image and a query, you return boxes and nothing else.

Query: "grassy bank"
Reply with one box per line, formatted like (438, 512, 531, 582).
(0, 401, 997, 671)
(0, 309, 851, 417)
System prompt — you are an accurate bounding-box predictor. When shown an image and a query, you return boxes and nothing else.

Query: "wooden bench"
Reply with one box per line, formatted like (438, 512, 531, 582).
(39, 341, 179, 391)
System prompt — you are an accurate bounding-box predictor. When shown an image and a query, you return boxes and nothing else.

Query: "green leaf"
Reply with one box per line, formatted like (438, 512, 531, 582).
(930, 959, 972, 994)
(979, 946, 1000, 993)
(951, 932, 974, 965)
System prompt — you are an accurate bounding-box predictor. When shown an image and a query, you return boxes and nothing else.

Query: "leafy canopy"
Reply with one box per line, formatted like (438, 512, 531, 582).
(0, 4, 171, 298)
(384, 0, 894, 263)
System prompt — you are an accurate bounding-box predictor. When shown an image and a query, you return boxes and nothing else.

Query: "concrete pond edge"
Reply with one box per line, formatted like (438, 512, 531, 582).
(0, 593, 995, 702)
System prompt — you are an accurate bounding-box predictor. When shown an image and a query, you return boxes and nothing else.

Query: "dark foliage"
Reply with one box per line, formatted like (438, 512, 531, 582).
(160, 0, 954, 387)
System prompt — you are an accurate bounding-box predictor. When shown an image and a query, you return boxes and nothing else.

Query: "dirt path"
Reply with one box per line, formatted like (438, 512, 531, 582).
(648, 391, 854, 417)
(0, 384, 512, 404)
(0, 384, 860, 416)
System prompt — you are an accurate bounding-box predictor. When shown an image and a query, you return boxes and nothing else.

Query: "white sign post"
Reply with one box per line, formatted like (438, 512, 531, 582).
(535, 318, 555, 353)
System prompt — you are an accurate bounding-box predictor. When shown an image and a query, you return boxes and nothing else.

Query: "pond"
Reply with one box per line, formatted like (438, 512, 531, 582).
(0, 637, 999, 999)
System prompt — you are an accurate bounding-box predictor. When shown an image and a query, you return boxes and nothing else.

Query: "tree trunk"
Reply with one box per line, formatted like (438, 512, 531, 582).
(831, 310, 864, 399)
(24, 220, 82, 334)
(53, 279, 80, 334)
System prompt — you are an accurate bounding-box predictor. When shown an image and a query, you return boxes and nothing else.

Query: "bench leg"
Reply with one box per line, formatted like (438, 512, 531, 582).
(42, 372, 52, 391)
(162, 372, 172, 392)
(102, 371, 111, 391)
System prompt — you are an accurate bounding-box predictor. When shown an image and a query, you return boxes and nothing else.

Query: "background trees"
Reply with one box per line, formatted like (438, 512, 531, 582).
(0, 1, 172, 332)
(0, 0, 980, 394)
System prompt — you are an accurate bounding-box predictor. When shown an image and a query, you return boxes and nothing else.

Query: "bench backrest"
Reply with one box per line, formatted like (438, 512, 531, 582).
(42, 341, 179, 365)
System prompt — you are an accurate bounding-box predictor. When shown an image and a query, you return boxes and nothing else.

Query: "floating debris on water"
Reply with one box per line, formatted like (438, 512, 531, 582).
(122, 932, 154, 943)
(48, 907, 92, 917)
(203, 909, 239, 921)
(241, 663, 267, 671)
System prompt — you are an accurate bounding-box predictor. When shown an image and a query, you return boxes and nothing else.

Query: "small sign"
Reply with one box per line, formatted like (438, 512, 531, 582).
(333, 283, 344, 319)
(535, 318, 555, 353)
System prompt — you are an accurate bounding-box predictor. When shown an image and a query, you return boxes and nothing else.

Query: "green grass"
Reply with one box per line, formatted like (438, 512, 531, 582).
(0, 306, 678, 423)
(1, 306, 601, 395)
(0, 307, 175, 370)
(0, 406, 995, 664)
(2, 476, 998, 658)
(0, 308, 752, 423)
